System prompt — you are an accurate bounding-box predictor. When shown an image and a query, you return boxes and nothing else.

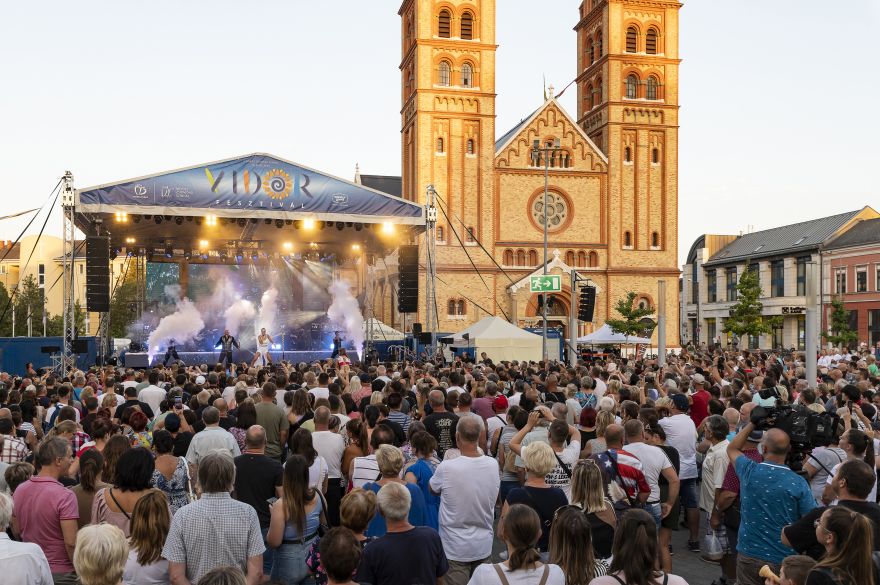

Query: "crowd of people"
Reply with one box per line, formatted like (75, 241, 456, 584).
(1, 342, 880, 585)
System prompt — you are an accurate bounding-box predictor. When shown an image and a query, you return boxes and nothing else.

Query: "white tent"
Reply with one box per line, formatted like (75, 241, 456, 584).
(363, 318, 405, 341)
(577, 324, 652, 345)
(451, 316, 542, 362)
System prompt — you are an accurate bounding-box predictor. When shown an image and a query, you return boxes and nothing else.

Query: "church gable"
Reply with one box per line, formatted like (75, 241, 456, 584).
(495, 99, 607, 173)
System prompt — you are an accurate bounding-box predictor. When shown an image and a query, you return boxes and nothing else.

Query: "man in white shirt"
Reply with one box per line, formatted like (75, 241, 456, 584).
(375, 365, 392, 385)
(429, 415, 500, 585)
(311, 407, 345, 525)
(622, 420, 679, 526)
(658, 392, 701, 550)
(185, 407, 241, 479)
(308, 372, 331, 402)
(138, 370, 167, 416)
(699, 415, 734, 580)
(0, 491, 52, 585)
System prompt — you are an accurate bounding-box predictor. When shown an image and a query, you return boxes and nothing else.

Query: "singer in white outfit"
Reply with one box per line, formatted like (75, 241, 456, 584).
(251, 327, 274, 366)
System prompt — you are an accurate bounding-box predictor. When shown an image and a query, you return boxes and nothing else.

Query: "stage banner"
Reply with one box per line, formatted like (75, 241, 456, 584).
(77, 153, 424, 224)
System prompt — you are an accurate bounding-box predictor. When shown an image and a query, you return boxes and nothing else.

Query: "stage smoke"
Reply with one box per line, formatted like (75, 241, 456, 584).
(255, 287, 279, 337)
(225, 299, 256, 335)
(327, 279, 364, 353)
(147, 285, 205, 362)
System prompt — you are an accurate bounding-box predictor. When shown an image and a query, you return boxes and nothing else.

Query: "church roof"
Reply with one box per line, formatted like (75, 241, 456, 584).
(704, 210, 864, 267)
(359, 175, 402, 197)
(495, 107, 540, 152)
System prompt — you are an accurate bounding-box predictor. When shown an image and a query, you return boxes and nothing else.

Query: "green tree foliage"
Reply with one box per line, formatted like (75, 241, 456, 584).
(0, 282, 12, 336)
(722, 265, 781, 340)
(109, 265, 139, 338)
(824, 296, 858, 348)
(46, 302, 85, 337)
(606, 292, 656, 341)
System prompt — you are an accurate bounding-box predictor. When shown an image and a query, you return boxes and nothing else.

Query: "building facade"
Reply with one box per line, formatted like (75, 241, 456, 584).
(371, 0, 683, 346)
(822, 217, 880, 347)
(681, 208, 879, 350)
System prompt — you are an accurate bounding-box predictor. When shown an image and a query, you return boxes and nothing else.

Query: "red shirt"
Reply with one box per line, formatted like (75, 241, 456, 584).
(13, 476, 79, 573)
(721, 447, 762, 495)
(690, 390, 711, 427)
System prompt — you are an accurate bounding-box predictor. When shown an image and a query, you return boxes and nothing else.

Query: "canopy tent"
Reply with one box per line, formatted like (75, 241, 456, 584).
(451, 316, 542, 362)
(363, 318, 405, 341)
(577, 324, 652, 345)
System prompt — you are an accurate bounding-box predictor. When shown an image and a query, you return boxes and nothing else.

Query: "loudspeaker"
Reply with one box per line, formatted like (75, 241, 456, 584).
(86, 236, 110, 312)
(412, 322, 423, 336)
(418, 333, 432, 345)
(398, 245, 419, 314)
(578, 286, 597, 322)
(71, 339, 89, 354)
(124, 352, 150, 368)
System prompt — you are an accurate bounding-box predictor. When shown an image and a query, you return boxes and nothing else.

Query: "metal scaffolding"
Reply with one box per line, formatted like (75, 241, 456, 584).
(60, 171, 77, 373)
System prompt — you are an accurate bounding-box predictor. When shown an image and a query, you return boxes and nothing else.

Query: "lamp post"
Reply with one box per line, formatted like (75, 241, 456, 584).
(532, 138, 562, 362)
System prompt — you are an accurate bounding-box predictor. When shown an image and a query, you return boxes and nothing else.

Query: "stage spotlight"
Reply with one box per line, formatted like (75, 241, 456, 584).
(355, 223, 363, 231)
(351, 244, 361, 252)
(285, 219, 293, 226)
(251, 251, 259, 262)
(219, 250, 228, 262)
(237, 218, 247, 227)
(264, 218, 272, 225)
(154, 216, 162, 224)
(143, 215, 152, 220)
(282, 242, 293, 251)
(250, 218, 258, 224)
(175, 217, 183, 225)
(164, 215, 172, 221)
(336, 222, 344, 231)
(114, 212, 128, 223)
(199, 239, 209, 249)
(127, 249, 138, 258)
(205, 214, 217, 226)
(186, 217, 193, 223)
(164, 245, 173, 258)
(194, 217, 203, 225)
(275, 219, 284, 229)
(125, 237, 136, 244)
(132, 215, 141, 224)
(382, 222, 395, 235)
(302, 218, 315, 230)
(113, 247, 122, 256)
(183, 250, 192, 260)
(235, 249, 244, 263)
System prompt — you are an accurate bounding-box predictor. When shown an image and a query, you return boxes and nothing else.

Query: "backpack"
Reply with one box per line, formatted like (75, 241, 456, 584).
(502, 443, 518, 474)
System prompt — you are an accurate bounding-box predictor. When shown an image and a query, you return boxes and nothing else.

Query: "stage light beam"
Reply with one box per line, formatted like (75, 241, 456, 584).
(199, 239, 209, 250)
(382, 222, 395, 235)
(205, 215, 218, 227)
(302, 218, 316, 230)
(282, 242, 293, 251)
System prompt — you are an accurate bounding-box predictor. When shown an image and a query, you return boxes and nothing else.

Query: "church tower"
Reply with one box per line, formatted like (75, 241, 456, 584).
(575, 0, 682, 344)
(399, 0, 498, 328)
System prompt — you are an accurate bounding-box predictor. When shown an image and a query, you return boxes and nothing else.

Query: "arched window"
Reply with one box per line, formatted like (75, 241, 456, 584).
(516, 250, 526, 266)
(646, 28, 659, 54)
(461, 62, 473, 87)
(588, 40, 595, 65)
(447, 299, 457, 315)
(624, 231, 633, 247)
(437, 226, 445, 241)
(437, 137, 445, 153)
(652, 148, 660, 163)
(504, 249, 514, 265)
(565, 251, 575, 265)
(646, 76, 659, 100)
(457, 300, 466, 315)
(626, 74, 639, 99)
(466, 139, 475, 154)
(466, 226, 476, 242)
(651, 232, 660, 248)
(438, 9, 451, 38)
(438, 61, 451, 86)
(626, 26, 638, 53)
(597, 31, 603, 57)
(460, 11, 474, 40)
(588, 251, 599, 267)
(624, 147, 632, 163)
(528, 250, 538, 265)
(577, 251, 587, 267)
(595, 78, 603, 107)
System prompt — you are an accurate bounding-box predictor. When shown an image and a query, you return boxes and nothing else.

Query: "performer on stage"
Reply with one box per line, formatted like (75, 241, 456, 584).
(251, 327, 274, 367)
(163, 339, 181, 366)
(331, 331, 343, 359)
(214, 329, 240, 367)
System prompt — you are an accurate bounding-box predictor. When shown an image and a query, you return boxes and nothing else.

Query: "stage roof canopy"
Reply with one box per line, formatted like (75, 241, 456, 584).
(74, 153, 424, 258)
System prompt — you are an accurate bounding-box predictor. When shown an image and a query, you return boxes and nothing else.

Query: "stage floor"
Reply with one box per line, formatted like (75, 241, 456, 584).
(131, 350, 356, 368)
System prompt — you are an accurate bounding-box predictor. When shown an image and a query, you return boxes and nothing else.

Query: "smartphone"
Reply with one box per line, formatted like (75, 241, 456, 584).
(174, 397, 183, 410)
(266, 497, 278, 506)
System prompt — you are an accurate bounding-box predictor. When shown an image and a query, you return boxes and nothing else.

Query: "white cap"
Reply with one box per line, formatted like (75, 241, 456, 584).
(195, 375, 206, 385)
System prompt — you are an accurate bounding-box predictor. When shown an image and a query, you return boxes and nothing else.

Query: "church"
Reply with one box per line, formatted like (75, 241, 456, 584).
(362, 0, 682, 348)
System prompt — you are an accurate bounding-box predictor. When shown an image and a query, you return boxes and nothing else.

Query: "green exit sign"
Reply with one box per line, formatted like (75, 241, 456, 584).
(530, 275, 561, 293)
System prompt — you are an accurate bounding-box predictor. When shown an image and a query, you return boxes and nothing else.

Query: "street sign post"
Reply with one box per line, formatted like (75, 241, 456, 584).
(529, 275, 561, 293)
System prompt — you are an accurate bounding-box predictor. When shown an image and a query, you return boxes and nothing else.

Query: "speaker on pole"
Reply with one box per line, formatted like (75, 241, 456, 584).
(398, 245, 419, 314)
(578, 286, 596, 322)
(86, 236, 110, 313)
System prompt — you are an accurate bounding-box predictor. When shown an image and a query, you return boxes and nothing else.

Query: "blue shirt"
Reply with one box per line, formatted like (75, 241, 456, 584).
(735, 455, 815, 563)
(363, 482, 427, 538)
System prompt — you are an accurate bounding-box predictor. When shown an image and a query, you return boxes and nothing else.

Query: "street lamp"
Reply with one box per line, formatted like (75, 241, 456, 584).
(532, 138, 562, 362)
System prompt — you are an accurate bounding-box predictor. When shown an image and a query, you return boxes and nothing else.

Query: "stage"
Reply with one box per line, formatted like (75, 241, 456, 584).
(125, 349, 358, 368)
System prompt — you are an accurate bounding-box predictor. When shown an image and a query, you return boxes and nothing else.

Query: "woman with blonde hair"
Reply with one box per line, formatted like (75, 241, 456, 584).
(548, 506, 608, 584)
(582, 410, 614, 458)
(123, 490, 171, 584)
(73, 524, 130, 585)
(569, 459, 616, 562)
(362, 444, 426, 537)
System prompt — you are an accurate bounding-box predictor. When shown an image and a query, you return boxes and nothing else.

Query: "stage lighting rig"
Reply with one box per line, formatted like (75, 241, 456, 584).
(175, 217, 184, 225)
(302, 218, 316, 230)
(164, 244, 173, 258)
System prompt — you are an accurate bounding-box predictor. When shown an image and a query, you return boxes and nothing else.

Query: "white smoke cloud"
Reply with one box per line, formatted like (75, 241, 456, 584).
(327, 279, 364, 354)
(147, 286, 205, 362)
(225, 299, 256, 334)
(254, 287, 279, 336)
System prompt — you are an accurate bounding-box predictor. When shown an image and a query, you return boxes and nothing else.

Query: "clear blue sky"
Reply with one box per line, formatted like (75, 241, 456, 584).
(0, 0, 876, 266)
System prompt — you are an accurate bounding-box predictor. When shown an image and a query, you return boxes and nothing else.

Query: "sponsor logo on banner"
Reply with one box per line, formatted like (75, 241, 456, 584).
(263, 169, 293, 200)
(331, 193, 349, 207)
(133, 184, 148, 197)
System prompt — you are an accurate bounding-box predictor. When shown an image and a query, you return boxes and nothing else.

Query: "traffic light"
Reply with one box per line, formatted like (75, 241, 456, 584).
(578, 285, 596, 322)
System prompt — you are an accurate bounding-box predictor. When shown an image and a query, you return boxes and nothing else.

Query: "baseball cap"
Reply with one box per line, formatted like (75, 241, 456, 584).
(493, 395, 509, 410)
(671, 393, 689, 411)
(691, 373, 706, 385)
(195, 375, 206, 385)
(663, 379, 678, 391)
(747, 429, 764, 442)
(358, 373, 370, 383)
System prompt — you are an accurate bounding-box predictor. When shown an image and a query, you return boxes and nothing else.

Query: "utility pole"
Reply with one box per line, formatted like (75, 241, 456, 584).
(657, 280, 667, 366)
(531, 139, 561, 362)
(568, 269, 578, 367)
(805, 262, 818, 388)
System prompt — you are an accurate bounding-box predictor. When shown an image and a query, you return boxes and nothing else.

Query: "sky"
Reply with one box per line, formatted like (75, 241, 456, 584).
(0, 0, 877, 267)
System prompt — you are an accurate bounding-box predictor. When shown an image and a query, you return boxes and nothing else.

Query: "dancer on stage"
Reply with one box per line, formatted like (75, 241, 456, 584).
(162, 339, 181, 366)
(331, 331, 344, 359)
(251, 327, 274, 367)
(214, 329, 240, 367)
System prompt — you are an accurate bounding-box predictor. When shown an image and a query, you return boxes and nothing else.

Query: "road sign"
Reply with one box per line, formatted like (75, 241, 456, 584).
(530, 275, 561, 293)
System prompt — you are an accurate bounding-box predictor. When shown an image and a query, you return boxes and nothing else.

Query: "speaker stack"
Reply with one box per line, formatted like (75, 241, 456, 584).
(86, 236, 111, 313)
(398, 245, 419, 314)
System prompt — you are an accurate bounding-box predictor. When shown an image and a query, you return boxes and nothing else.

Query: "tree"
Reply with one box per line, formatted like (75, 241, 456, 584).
(0, 282, 12, 336)
(824, 296, 857, 348)
(109, 265, 139, 338)
(606, 292, 656, 341)
(46, 302, 85, 337)
(723, 265, 781, 344)
(13, 275, 44, 336)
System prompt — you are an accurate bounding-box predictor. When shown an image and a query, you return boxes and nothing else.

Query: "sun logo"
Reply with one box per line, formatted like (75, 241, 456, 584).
(264, 169, 292, 200)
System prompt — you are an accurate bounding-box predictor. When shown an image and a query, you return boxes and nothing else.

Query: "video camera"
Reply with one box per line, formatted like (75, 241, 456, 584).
(750, 388, 839, 450)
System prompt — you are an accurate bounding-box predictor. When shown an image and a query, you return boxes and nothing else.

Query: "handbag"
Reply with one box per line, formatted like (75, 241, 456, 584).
(315, 488, 331, 537)
(183, 460, 196, 503)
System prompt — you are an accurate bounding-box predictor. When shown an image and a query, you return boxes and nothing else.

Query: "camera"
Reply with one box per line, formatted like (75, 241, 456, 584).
(750, 401, 839, 450)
